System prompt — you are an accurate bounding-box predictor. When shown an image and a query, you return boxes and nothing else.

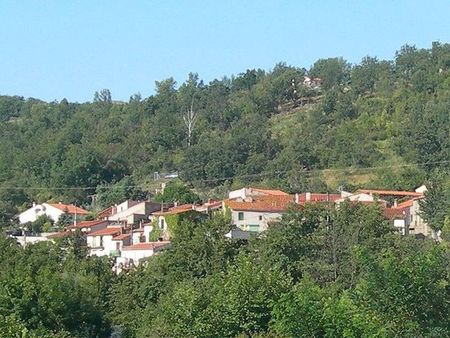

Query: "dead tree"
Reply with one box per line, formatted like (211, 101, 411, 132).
(183, 96, 197, 147)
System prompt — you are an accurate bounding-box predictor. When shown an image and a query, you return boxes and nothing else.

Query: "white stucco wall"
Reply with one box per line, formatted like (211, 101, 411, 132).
(13, 234, 55, 246)
(87, 234, 118, 256)
(229, 188, 247, 199)
(231, 210, 282, 232)
(121, 249, 154, 263)
(393, 219, 406, 235)
(409, 199, 437, 238)
(336, 193, 375, 205)
(18, 204, 64, 224)
(143, 224, 154, 241)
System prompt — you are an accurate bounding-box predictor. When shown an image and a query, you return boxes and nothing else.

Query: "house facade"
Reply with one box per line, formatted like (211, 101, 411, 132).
(152, 204, 205, 240)
(18, 202, 88, 224)
(223, 194, 296, 234)
(86, 226, 122, 257)
(107, 200, 163, 225)
(120, 241, 171, 266)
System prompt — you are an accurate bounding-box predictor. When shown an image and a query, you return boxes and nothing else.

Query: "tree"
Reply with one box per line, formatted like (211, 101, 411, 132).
(271, 276, 326, 337)
(182, 96, 198, 147)
(310, 57, 351, 90)
(154, 180, 201, 204)
(0, 240, 113, 337)
(56, 212, 72, 228)
(95, 176, 149, 209)
(93, 89, 112, 103)
(29, 214, 54, 233)
(420, 173, 450, 231)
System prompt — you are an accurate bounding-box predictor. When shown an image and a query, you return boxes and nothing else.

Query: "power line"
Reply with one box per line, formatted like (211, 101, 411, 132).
(0, 159, 448, 191)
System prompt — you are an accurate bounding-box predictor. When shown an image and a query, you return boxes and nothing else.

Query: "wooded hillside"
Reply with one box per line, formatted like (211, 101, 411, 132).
(0, 42, 449, 219)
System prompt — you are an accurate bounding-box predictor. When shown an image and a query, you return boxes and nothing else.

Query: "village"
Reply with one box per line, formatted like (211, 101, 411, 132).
(11, 183, 438, 272)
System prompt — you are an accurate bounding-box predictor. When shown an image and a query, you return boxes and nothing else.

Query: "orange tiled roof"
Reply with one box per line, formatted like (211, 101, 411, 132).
(46, 231, 72, 239)
(88, 227, 122, 237)
(297, 193, 341, 203)
(122, 241, 171, 251)
(396, 199, 414, 209)
(251, 188, 289, 196)
(68, 220, 108, 229)
(357, 189, 423, 197)
(48, 203, 88, 215)
(383, 207, 407, 220)
(153, 204, 194, 216)
(224, 195, 296, 212)
(97, 206, 113, 219)
(112, 233, 131, 241)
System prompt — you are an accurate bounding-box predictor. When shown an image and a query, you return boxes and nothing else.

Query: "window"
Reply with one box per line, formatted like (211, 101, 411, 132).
(160, 218, 165, 229)
(259, 215, 263, 221)
(238, 212, 244, 221)
(249, 224, 260, 233)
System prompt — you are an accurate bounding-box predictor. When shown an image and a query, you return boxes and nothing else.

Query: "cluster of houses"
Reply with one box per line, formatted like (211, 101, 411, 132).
(13, 185, 437, 270)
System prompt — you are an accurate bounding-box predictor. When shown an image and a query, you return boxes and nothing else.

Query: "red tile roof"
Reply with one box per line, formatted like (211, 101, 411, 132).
(251, 188, 289, 196)
(296, 193, 341, 203)
(48, 203, 88, 215)
(153, 204, 195, 216)
(396, 199, 414, 209)
(121, 241, 171, 251)
(88, 227, 122, 237)
(383, 207, 408, 220)
(68, 220, 108, 229)
(224, 195, 296, 212)
(97, 206, 113, 219)
(46, 231, 72, 239)
(357, 189, 423, 197)
(112, 233, 131, 241)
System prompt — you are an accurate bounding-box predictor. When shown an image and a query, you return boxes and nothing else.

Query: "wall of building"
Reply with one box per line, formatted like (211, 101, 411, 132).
(18, 204, 63, 224)
(108, 201, 162, 225)
(231, 210, 282, 232)
(87, 234, 117, 256)
(409, 200, 436, 238)
(121, 249, 154, 264)
(13, 233, 55, 246)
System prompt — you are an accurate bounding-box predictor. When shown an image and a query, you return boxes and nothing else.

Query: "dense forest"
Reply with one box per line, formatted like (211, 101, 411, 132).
(0, 42, 449, 337)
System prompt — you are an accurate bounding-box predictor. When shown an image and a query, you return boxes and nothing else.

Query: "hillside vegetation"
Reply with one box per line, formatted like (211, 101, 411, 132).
(0, 42, 449, 219)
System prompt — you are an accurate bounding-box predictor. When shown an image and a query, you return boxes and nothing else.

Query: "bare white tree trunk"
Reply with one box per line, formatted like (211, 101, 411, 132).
(183, 96, 197, 147)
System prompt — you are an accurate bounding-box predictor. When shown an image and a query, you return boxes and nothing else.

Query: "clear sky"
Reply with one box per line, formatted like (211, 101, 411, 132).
(1, 0, 449, 102)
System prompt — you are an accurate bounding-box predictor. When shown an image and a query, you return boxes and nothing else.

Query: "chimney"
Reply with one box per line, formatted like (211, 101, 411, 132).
(306, 192, 311, 201)
(174, 201, 178, 207)
(394, 200, 398, 208)
(33, 202, 36, 207)
(295, 193, 299, 204)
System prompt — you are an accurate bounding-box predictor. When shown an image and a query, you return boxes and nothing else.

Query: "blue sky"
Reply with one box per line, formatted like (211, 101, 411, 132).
(1, 0, 449, 102)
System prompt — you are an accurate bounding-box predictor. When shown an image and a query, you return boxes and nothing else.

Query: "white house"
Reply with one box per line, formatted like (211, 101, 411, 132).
(107, 200, 163, 225)
(86, 226, 122, 257)
(223, 194, 296, 234)
(120, 241, 171, 266)
(18, 202, 88, 224)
